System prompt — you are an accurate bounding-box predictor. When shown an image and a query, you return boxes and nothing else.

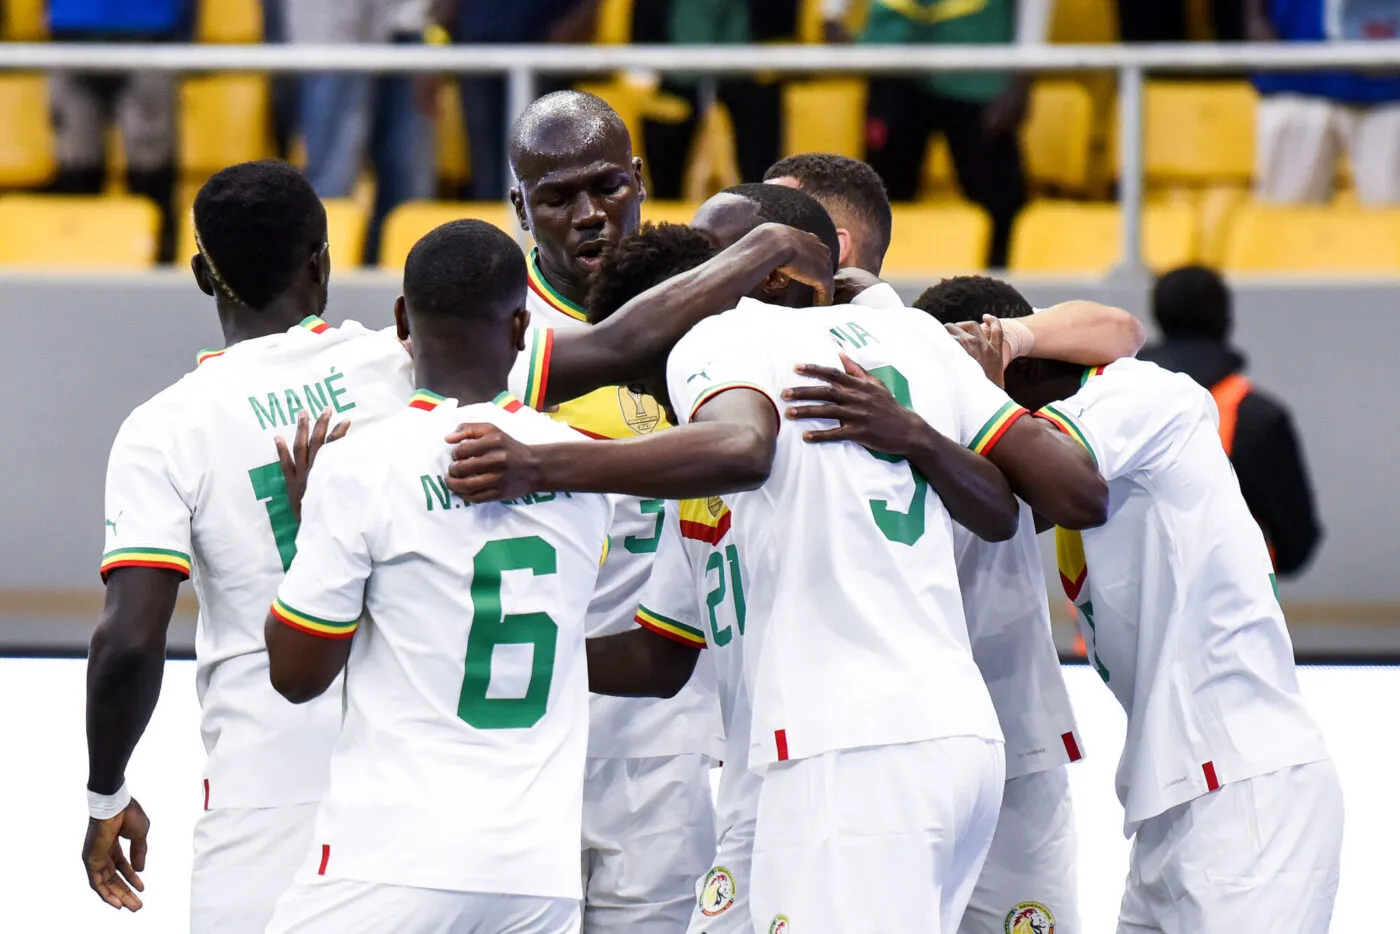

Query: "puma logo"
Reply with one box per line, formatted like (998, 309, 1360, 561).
(104, 511, 122, 535)
(686, 368, 711, 384)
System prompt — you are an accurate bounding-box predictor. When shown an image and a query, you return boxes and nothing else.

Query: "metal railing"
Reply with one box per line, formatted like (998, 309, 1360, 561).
(5, 40, 1400, 277)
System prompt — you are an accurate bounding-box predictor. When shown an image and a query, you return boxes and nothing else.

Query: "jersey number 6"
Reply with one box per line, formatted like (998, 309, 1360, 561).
(864, 366, 929, 546)
(459, 536, 559, 730)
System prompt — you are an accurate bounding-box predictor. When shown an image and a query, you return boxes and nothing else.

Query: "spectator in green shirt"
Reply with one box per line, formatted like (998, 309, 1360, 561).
(826, 0, 1049, 267)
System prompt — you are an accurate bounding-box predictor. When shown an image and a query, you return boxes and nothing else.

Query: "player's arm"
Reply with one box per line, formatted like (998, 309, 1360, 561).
(1016, 301, 1147, 366)
(539, 223, 834, 403)
(265, 448, 369, 703)
(784, 354, 1019, 543)
(587, 627, 700, 697)
(446, 390, 779, 502)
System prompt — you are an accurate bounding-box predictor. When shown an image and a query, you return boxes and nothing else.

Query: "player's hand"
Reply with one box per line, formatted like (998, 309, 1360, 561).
(947, 317, 1008, 386)
(753, 223, 835, 306)
(444, 423, 544, 503)
(784, 353, 921, 456)
(832, 267, 885, 305)
(82, 797, 149, 911)
(276, 409, 351, 522)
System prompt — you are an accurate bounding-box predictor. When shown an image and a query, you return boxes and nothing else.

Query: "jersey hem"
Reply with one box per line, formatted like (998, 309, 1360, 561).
(100, 547, 192, 582)
(635, 606, 708, 648)
(969, 402, 1030, 456)
(1035, 405, 1097, 465)
(688, 382, 777, 424)
(271, 597, 359, 639)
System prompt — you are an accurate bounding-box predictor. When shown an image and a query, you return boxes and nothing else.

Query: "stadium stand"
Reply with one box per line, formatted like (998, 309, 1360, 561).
(883, 203, 992, 275)
(1009, 200, 1200, 273)
(180, 75, 274, 180)
(1222, 204, 1400, 274)
(378, 201, 515, 269)
(0, 75, 56, 187)
(0, 193, 160, 269)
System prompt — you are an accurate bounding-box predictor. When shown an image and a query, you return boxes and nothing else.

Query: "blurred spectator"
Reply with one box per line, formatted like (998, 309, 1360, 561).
(1139, 265, 1322, 576)
(1115, 0, 1243, 41)
(637, 0, 791, 198)
(260, 0, 297, 157)
(1248, 0, 1400, 204)
(425, 0, 599, 201)
(46, 0, 191, 262)
(834, 0, 1051, 268)
(285, 0, 435, 264)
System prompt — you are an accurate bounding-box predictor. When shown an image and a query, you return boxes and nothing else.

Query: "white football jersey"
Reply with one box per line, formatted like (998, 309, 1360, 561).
(954, 505, 1085, 780)
(634, 499, 762, 834)
(1041, 358, 1329, 832)
(273, 393, 613, 896)
(667, 298, 1028, 771)
(100, 316, 552, 810)
(527, 248, 722, 760)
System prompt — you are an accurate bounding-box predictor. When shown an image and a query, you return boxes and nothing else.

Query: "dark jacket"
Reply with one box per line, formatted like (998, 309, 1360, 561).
(1139, 338, 1323, 577)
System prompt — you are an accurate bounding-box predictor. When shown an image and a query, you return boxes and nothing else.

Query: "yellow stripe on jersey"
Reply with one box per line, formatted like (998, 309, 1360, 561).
(551, 385, 670, 440)
(635, 605, 707, 648)
(678, 497, 732, 544)
(527, 249, 589, 323)
(100, 547, 192, 581)
(1035, 404, 1096, 466)
(968, 402, 1029, 456)
(271, 597, 359, 640)
(1056, 528, 1088, 602)
(599, 536, 611, 567)
(523, 329, 553, 409)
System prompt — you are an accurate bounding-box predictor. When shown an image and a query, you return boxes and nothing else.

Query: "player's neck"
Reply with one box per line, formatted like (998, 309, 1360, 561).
(536, 250, 589, 310)
(217, 296, 320, 346)
(413, 349, 507, 408)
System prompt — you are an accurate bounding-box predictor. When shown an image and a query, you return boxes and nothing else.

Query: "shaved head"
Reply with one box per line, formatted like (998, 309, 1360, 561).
(508, 91, 645, 312)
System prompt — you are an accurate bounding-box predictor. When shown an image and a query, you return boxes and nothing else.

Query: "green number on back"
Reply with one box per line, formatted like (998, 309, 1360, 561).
(864, 366, 928, 546)
(249, 461, 299, 570)
(624, 498, 665, 553)
(459, 536, 559, 729)
(705, 543, 747, 646)
(1078, 600, 1111, 684)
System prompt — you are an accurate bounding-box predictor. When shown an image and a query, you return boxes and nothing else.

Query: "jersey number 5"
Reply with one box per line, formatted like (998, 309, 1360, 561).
(459, 536, 558, 730)
(864, 366, 929, 546)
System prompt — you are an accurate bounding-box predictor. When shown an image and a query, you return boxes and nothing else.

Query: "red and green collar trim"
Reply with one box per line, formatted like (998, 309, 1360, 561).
(527, 249, 589, 323)
(409, 390, 524, 413)
(1081, 365, 1107, 385)
(196, 315, 331, 366)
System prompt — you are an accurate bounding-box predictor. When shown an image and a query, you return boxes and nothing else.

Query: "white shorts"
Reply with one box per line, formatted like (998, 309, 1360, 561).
(1117, 759, 1343, 934)
(581, 753, 718, 934)
(266, 877, 580, 934)
(685, 809, 756, 934)
(960, 766, 1079, 934)
(189, 802, 318, 934)
(751, 737, 1005, 934)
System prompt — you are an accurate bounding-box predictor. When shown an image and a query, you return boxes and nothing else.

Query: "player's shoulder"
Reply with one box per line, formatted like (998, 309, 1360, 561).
(116, 369, 205, 442)
(1089, 357, 1207, 407)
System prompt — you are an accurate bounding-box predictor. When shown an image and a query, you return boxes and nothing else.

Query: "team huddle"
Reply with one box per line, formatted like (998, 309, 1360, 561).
(83, 92, 1343, 934)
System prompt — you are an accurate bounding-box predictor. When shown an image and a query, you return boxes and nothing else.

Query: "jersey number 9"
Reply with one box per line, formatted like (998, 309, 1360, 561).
(865, 366, 929, 546)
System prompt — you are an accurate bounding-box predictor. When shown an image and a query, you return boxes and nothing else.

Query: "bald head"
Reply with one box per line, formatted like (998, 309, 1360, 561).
(508, 91, 646, 311)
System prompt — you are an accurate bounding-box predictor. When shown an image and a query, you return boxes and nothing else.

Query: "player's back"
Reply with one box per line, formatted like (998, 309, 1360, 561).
(1045, 358, 1328, 827)
(668, 299, 1023, 771)
(101, 316, 412, 809)
(279, 393, 612, 897)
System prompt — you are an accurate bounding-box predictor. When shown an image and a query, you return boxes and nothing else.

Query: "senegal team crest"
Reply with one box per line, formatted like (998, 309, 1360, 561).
(616, 386, 662, 434)
(1005, 901, 1055, 934)
(769, 915, 791, 934)
(706, 496, 725, 517)
(698, 866, 736, 916)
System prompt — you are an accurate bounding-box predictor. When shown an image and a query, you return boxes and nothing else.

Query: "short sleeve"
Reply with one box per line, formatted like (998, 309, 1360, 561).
(507, 325, 554, 410)
(271, 445, 374, 639)
(100, 409, 193, 581)
(933, 328, 1029, 456)
(666, 314, 776, 426)
(633, 507, 708, 649)
(850, 282, 904, 310)
(1035, 361, 1193, 482)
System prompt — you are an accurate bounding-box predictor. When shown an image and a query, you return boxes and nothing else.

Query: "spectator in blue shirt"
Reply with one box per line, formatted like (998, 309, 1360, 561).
(1247, 0, 1400, 203)
(46, 0, 192, 262)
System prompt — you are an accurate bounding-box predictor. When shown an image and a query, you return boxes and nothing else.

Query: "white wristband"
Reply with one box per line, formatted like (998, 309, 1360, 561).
(87, 782, 131, 820)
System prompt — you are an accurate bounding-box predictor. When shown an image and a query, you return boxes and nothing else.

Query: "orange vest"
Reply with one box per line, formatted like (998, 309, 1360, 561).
(1210, 372, 1277, 567)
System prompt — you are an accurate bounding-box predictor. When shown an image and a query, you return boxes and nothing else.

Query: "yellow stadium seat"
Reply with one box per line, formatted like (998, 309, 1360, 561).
(574, 76, 691, 178)
(920, 136, 958, 199)
(3, 0, 44, 39)
(642, 201, 701, 226)
(1140, 81, 1256, 186)
(0, 194, 160, 269)
(1222, 204, 1400, 273)
(595, 0, 633, 43)
(1009, 200, 1199, 274)
(178, 197, 367, 270)
(197, 0, 263, 42)
(883, 203, 992, 275)
(0, 76, 55, 187)
(1023, 81, 1093, 194)
(379, 201, 516, 269)
(1049, 0, 1119, 42)
(437, 82, 470, 187)
(782, 79, 866, 160)
(180, 76, 273, 179)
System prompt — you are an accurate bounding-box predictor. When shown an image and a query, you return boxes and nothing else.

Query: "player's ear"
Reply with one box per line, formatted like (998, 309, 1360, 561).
(510, 187, 528, 231)
(633, 156, 646, 204)
(191, 254, 216, 297)
(834, 227, 853, 267)
(512, 307, 529, 352)
(311, 242, 331, 288)
(394, 295, 410, 343)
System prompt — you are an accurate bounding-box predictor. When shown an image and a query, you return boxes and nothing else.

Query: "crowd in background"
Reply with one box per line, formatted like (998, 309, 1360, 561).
(36, 0, 1400, 265)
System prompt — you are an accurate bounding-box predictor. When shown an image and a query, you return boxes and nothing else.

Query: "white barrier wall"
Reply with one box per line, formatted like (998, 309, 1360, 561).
(3, 661, 1387, 932)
